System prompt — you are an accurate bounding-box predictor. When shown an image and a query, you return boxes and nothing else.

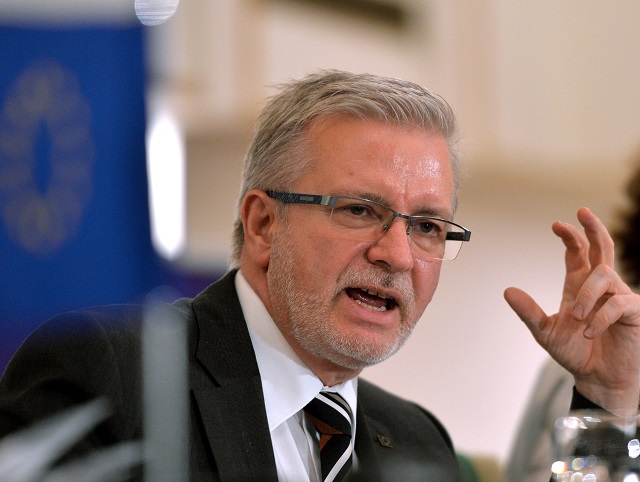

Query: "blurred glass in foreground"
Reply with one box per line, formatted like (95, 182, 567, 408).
(553, 410, 640, 482)
(135, 0, 179, 26)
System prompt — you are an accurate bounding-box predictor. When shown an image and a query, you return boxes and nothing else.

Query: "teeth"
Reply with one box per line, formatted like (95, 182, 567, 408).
(353, 299, 388, 312)
(363, 288, 392, 299)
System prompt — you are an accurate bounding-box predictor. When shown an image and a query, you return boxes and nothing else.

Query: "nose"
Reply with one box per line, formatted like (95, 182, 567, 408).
(366, 217, 414, 272)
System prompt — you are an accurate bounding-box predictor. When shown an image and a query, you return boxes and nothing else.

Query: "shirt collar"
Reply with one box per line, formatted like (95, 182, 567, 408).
(235, 270, 358, 432)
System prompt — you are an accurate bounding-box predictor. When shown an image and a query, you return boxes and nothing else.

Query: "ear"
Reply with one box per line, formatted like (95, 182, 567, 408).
(241, 189, 277, 269)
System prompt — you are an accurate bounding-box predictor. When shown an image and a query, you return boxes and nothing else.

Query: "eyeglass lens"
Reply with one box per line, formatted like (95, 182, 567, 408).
(326, 197, 463, 261)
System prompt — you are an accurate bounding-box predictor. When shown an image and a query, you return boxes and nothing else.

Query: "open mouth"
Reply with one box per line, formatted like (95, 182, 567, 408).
(345, 287, 397, 312)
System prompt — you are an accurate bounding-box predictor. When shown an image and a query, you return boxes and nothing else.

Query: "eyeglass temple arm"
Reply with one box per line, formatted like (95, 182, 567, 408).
(266, 191, 332, 206)
(446, 231, 471, 242)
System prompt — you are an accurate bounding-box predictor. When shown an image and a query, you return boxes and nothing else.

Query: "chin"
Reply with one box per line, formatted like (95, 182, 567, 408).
(325, 332, 407, 370)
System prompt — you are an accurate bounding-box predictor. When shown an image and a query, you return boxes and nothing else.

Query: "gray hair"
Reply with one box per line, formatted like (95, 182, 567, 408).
(229, 70, 460, 268)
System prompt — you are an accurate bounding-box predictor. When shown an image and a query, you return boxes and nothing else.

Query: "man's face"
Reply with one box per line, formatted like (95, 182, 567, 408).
(266, 117, 454, 372)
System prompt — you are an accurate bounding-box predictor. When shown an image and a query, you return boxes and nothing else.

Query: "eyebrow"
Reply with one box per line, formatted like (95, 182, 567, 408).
(336, 190, 451, 219)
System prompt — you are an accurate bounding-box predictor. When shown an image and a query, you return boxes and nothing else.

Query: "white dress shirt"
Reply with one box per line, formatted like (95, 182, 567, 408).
(235, 271, 358, 482)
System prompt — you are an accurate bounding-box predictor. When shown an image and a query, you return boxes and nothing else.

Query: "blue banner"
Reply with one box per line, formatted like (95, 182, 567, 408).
(0, 23, 165, 370)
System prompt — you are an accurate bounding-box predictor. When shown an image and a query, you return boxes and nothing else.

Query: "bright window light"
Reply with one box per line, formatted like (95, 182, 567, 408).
(146, 110, 186, 260)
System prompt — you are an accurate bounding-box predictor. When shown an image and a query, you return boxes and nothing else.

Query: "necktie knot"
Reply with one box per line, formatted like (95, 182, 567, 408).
(304, 392, 353, 482)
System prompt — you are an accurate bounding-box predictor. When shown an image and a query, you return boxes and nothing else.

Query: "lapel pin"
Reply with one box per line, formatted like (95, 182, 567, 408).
(377, 434, 393, 448)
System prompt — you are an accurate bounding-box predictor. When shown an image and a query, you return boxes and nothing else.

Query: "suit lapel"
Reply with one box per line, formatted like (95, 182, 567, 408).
(190, 270, 278, 481)
(352, 383, 411, 482)
(353, 402, 389, 478)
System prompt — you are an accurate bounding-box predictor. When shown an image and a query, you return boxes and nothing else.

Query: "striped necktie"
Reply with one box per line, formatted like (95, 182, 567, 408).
(304, 391, 353, 482)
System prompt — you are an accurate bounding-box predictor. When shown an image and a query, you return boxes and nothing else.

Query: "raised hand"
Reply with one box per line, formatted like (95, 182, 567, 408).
(504, 207, 640, 415)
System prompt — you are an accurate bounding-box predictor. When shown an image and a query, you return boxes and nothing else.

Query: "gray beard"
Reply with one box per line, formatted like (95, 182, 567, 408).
(269, 231, 418, 371)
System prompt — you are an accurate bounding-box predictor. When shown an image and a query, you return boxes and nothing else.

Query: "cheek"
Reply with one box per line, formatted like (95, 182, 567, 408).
(413, 259, 443, 306)
(306, 236, 369, 274)
(287, 236, 338, 292)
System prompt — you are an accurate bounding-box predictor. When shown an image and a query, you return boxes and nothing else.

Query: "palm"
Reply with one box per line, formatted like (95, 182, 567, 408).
(547, 294, 636, 389)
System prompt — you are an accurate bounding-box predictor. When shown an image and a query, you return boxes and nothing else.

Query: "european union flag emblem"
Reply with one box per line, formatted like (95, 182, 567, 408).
(0, 23, 164, 370)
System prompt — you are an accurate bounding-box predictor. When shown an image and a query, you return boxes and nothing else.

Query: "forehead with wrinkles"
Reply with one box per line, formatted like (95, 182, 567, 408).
(299, 117, 454, 216)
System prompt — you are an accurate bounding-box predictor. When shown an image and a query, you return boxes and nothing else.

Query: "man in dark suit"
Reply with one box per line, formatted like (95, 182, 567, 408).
(2, 70, 640, 481)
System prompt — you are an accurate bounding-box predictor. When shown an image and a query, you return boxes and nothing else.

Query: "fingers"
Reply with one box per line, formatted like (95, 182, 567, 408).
(552, 208, 615, 275)
(506, 208, 624, 342)
(572, 264, 620, 320)
(572, 264, 638, 338)
(577, 207, 615, 268)
(580, 293, 640, 338)
(504, 287, 548, 341)
(551, 220, 589, 273)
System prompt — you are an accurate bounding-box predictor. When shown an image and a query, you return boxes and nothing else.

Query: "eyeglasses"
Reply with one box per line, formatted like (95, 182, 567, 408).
(266, 191, 471, 261)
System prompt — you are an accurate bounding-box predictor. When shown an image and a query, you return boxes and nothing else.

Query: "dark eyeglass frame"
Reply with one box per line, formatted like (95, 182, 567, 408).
(266, 191, 471, 243)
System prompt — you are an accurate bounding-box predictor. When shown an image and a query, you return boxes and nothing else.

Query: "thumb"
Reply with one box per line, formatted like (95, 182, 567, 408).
(504, 287, 548, 338)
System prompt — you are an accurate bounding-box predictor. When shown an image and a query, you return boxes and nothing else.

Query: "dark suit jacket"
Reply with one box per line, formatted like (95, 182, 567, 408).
(0, 270, 460, 481)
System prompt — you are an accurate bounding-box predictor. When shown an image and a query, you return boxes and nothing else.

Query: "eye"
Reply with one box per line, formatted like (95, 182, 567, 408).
(414, 219, 445, 237)
(346, 204, 371, 217)
(333, 201, 377, 218)
(331, 200, 382, 228)
(330, 197, 390, 229)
